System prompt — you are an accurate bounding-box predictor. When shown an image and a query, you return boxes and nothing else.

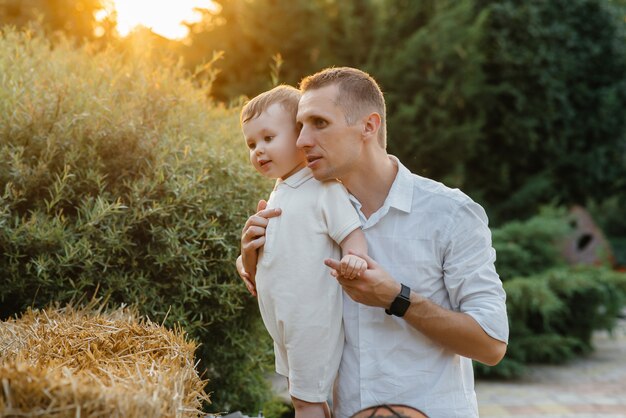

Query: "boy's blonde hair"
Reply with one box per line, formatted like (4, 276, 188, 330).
(241, 85, 301, 126)
(299, 67, 387, 148)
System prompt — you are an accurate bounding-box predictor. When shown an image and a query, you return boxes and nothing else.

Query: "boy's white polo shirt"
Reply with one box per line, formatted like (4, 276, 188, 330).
(256, 167, 361, 403)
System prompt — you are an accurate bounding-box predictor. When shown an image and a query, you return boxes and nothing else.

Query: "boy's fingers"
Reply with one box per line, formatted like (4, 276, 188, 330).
(347, 250, 377, 269)
(243, 278, 257, 297)
(257, 207, 282, 219)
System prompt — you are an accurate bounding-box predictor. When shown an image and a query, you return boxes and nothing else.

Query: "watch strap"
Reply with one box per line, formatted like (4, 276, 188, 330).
(385, 283, 411, 317)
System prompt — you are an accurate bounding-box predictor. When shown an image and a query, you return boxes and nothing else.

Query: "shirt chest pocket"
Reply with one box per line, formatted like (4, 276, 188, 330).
(389, 238, 447, 303)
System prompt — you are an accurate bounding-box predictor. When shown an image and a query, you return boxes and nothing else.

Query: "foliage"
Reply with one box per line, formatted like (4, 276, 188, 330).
(3, 0, 625, 228)
(183, 0, 336, 101)
(476, 266, 626, 378)
(0, 0, 114, 41)
(0, 28, 274, 412)
(476, 209, 626, 378)
(466, 0, 626, 222)
(370, 0, 488, 186)
(491, 207, 571, 280)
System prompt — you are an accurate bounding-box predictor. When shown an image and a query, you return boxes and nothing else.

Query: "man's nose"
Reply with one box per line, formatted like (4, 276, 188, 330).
(296, 126, 313, 149)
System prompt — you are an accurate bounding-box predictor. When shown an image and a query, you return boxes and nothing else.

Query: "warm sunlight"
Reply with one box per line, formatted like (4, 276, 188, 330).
(107, 0, 216, 40)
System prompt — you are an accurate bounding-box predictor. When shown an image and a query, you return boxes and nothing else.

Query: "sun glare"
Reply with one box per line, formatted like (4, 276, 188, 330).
(107, 0, 216, 40)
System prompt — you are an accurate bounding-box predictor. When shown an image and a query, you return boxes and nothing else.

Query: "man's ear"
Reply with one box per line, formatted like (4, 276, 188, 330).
(362, 112, 381, 141)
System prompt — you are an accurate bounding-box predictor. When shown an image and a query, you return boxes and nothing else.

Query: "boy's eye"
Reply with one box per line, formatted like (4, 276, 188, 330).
(264, 136, 273, 142)
(247, 142, 255, 150)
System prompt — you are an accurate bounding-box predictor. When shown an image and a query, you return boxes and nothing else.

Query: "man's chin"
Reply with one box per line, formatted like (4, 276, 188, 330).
(311, 170, 335, 182)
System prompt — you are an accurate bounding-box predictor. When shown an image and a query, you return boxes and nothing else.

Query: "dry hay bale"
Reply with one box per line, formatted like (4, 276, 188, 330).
(0, 304, 209, 417)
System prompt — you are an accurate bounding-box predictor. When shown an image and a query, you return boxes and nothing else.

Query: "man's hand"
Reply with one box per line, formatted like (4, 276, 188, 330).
(238, 199, 281, 296)
(325, 250, 399, 309)
(339, 254, 367, 279)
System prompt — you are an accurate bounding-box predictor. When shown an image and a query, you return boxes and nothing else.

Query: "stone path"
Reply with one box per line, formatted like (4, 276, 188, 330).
(476, 318, 626, 418)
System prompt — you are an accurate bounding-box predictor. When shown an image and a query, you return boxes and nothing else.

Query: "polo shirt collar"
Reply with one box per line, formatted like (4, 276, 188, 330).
(274, 166, 313, 190)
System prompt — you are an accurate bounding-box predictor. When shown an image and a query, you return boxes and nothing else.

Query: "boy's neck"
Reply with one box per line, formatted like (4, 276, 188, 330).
(277, 161, 307, 182)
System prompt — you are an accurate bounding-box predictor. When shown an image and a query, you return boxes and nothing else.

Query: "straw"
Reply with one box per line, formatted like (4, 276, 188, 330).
(0, 303, 209, 417)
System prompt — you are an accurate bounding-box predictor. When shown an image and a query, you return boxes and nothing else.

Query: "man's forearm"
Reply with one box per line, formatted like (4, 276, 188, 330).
(401, 290, 506, 365)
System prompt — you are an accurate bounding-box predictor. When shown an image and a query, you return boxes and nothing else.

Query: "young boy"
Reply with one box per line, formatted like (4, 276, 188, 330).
(239, 85, 368, 418)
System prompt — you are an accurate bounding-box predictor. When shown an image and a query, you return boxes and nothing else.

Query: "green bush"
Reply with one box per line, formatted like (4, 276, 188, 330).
(491, 207, 571, 280)
(484, 266, 626, 378)
(0, 28, 274, 412)
(476, 209, 626, 378)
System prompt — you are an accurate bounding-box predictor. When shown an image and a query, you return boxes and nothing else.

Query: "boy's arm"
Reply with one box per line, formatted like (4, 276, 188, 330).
(338, 228, 368, 279)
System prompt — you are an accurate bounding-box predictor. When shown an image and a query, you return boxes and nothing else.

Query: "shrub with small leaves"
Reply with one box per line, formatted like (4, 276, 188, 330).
(0, 28, 274, 412)
(476, 209, 626, 378)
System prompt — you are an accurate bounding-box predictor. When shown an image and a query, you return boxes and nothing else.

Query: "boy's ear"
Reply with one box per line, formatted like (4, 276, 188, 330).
(362, 112, 381, 140)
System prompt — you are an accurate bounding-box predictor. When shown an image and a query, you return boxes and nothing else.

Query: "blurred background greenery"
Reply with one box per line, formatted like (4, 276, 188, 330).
(1, 0, 625, 415)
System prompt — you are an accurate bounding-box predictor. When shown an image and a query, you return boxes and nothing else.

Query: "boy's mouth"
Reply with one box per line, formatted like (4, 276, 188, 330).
(258, 159, 271, 167)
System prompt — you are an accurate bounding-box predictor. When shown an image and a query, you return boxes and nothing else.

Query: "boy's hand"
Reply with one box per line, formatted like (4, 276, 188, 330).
(236, 255, 256, 297)
(239, 199, 281, 297)
(339, 254, 367, 279)
(325, 251, 400, 309)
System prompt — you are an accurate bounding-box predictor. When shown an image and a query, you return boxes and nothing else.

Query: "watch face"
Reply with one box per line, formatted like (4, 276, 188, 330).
(387, 284, 411, 317)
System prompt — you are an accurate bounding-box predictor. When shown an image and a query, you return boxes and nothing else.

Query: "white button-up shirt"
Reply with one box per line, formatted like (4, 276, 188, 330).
(334, 157, 509, 418)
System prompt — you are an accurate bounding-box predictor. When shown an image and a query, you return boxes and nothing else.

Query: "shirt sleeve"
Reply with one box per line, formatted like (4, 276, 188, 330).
(319, 181, 362, 245)
(442, 201, 509, 343)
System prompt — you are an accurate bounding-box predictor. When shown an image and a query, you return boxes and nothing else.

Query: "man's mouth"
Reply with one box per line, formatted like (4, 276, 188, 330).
(306, 155, 321, 164)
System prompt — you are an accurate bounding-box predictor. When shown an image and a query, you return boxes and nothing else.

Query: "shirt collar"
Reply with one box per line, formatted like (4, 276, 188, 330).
(274, 166, 313, 190)
(348, 155, 414, 227)
(385, 155, 414, 214)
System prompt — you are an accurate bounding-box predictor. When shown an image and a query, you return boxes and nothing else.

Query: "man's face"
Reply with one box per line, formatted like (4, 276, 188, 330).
(296, 84, 363, 182)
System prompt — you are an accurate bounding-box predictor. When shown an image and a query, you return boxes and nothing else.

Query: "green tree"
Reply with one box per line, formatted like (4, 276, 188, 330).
(467, 0, 626, 222)
(184, 0, 334, 101)
(0, 0, 113, 40)
(370, 0, 489, 186)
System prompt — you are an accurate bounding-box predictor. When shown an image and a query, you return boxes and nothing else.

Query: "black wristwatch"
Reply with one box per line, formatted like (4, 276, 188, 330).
(385, 283, 411, 317)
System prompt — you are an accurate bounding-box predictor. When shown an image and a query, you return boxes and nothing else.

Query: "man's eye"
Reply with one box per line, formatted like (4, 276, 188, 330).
(314, 119, 327, 128)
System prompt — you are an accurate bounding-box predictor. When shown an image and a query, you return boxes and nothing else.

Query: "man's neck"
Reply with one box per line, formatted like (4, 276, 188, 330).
(342, 152, 397, 219)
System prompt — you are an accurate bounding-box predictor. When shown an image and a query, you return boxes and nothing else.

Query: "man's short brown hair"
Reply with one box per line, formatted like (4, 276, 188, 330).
(299, 67, 387, 148)
(240, 85, 301, 126)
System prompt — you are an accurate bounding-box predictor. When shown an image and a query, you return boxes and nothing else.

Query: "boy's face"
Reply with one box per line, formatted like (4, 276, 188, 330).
(243, 102, 306, 180)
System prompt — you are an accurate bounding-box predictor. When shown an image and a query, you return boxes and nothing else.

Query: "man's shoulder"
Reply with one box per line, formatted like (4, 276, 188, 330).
(408, 172, 472, 211)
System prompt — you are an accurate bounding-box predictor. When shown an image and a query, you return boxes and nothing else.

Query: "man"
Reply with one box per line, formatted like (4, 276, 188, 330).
(238, 67, 508, 418)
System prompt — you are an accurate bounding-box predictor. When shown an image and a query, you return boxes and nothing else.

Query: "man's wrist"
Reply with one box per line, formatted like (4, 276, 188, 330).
(385, 283, 411, 317)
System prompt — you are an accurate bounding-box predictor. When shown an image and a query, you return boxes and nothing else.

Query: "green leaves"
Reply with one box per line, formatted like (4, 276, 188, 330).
(0, 28, 273, 412)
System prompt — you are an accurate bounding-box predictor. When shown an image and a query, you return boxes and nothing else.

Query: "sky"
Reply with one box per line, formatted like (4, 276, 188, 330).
(102, 0, 216, 39)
